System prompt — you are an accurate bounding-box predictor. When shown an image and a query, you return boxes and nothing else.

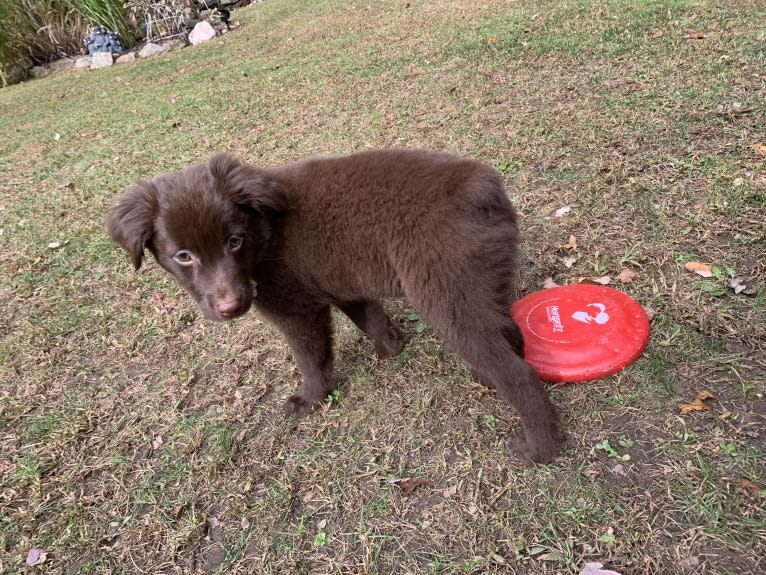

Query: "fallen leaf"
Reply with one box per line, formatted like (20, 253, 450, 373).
(555, 205, 572, 217)
(206, 516, 224, 542)
(680, 390, 714, 415)
(563, 256, 577, 268)
(241, 515, 251, 529)
(389, 477, 431, 495)
(678, 557, 701, 571)
(543, 277, 560, 289)
(580, 562, 623, 575)
(487, 36, 498, 45)
(570, 276, 611, 285)
(716, 102, 754, 116)
(443, 484, 458, 497)
(688, 32, 707, 40)
(729, 278, 747, 294)
(651, 29, 663, 38)
(616, 268, 635, 283)
(610, 463, 627, 476)
(26, 548, 47, 566)
(684, 261, 713, 278)
(752, 143, 766, 156)
(738, 479, 761, 499)
(48, 241, 61, 249)
(556, 235, 578, 250)
(152, 435, 163, 450)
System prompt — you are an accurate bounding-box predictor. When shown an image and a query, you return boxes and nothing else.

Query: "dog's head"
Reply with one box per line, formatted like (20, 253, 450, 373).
(106, 153, 286, 321)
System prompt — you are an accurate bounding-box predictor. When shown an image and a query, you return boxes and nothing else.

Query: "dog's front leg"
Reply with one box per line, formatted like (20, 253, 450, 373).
(269, 306, 335, 417)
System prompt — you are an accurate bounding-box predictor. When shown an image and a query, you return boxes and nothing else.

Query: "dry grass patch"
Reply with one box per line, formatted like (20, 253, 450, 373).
(1, 0, 765, 573)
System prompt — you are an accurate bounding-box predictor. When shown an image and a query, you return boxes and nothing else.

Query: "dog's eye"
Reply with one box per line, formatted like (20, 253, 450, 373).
(173, 250, 194, 265)
(228, 236, 243, 251)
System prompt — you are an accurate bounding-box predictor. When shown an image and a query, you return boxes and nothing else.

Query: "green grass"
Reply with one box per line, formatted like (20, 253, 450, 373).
(1, 0, 765, 573)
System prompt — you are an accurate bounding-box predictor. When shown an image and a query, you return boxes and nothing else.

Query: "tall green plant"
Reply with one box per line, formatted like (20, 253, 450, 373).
(74, 0, 136, 46)
(0, 0, 136, 86)
(0, 0, 88, 85)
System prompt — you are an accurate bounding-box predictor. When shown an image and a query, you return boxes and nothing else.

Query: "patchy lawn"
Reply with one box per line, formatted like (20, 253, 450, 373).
(0, 0, 764, 573)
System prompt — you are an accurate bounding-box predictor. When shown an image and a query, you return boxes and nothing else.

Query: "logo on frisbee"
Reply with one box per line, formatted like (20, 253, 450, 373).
(571, 303, 609, 325)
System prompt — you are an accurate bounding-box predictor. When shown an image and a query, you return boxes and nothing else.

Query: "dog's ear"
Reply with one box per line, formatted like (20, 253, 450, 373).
(208, 153, 287, 212)
(105, 180, 159, 270)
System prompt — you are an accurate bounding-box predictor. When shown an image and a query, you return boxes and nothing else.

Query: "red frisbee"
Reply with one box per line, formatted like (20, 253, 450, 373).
(511, 285, 649, 383)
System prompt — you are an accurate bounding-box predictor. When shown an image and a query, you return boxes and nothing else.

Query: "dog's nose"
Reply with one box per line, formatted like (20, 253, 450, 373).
(215, 298, 241, 317)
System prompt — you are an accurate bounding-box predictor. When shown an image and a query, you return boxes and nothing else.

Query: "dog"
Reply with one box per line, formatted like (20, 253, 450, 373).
(106, 149, 563, 463)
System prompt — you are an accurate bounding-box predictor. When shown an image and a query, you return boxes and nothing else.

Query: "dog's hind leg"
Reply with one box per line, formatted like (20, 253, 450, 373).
(399, 246, 563, 463)
(266, 305, 336, 417)
(337, 299, 404, 359)
(421, 303, 562, 463)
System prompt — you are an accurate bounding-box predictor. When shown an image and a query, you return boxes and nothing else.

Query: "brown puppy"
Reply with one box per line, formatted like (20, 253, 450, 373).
(106, 149, 563, 463)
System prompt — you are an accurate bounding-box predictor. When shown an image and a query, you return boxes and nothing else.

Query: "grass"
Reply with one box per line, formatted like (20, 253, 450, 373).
(1, 0, 765, 573)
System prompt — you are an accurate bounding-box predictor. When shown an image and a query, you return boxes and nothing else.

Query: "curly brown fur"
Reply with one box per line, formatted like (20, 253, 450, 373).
(106, 149, 563, 463)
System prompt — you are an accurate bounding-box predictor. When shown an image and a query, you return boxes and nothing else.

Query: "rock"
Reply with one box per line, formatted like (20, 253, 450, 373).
(162, 38, 187, 52)
(115, 52, 136, 64)
(137, 43, 165, 58)
(49, 58, 75, 73)
(74, 56, 92, 70)
(90, 51, 114, 69)
(30, 66, 49, 79)
(189, 21, 216, 45)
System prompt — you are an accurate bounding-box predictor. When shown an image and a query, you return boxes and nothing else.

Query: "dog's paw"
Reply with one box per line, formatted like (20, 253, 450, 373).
(283, 394, 320, 417)
(506, 435, 560, 465)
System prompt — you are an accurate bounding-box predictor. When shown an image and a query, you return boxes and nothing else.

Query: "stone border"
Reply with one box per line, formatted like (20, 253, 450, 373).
(29, 20, 233, 79)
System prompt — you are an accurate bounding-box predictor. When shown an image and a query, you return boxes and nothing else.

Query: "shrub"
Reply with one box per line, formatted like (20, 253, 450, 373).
(0, 0, 135, 86)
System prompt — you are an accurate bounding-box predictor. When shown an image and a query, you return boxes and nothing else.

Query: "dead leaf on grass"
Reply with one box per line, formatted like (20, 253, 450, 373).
(580, 562, 623, 575)
(651, 29, 663, 38)
(570, 276, 611, 285)
(556, 235, 578, 250)
(563, 256, 577, 268)
(729, 278, 747, 294)
(684, 261, 713, 278)
(616, 268, 635, 283)
(25, 548, 47, 566)
(543, 277, 560, 289)
(152, 435, 163, 450)
(738, 479, 761, 500)
(610, 463, 627, 476)
(688, 32, 707, 40)
(555, 205, 573, 217)
(679, 556, 702, 571)
(716, 103, 753, 116)
(752, 144, 766, 156)
(389, 477, 431, 495)
(680, 390, 714, 414)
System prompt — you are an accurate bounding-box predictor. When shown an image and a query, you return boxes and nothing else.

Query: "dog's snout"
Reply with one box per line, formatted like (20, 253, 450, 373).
(214, 297, 241, 318)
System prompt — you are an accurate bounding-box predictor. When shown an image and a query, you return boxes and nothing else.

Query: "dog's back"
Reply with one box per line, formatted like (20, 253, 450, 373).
(265, 149, 520, 302)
